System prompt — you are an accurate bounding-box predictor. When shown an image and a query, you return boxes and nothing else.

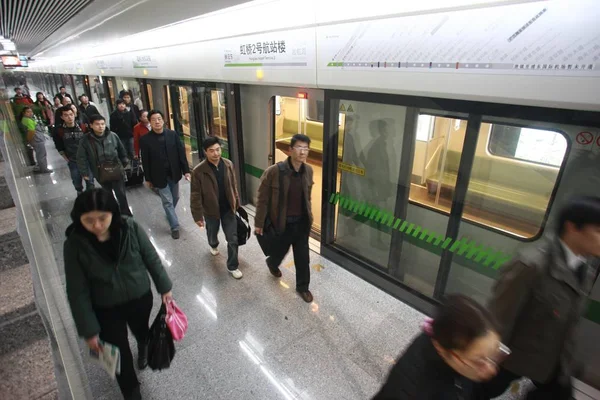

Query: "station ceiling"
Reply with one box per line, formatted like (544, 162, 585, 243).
(0, 0, 252, 58)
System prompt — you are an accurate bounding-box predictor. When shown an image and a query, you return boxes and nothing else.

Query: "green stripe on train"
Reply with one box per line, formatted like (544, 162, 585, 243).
(329, 192, 512, 271)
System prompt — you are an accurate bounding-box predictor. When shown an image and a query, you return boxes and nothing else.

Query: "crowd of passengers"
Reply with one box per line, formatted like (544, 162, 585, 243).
(10, 86, 600, 400)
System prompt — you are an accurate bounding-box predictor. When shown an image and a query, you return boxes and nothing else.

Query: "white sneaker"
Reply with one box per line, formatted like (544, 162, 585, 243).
(229, 269, 243, 279)
(210, 247, 219, 256)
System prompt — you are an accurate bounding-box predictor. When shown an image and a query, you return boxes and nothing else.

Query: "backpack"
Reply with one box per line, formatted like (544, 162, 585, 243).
(236, 207, 251, 246)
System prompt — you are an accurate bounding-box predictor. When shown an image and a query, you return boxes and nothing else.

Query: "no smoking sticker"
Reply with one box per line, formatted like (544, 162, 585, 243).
(576, 131, 594, 145)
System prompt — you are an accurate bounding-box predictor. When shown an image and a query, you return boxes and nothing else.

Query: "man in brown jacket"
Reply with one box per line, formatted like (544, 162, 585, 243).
(255, 134, 315, 303)
(190, 137, 242, 279)
(483, 196, 600, 400)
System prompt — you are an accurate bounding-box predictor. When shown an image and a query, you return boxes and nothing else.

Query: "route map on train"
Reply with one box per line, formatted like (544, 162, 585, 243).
(318, 0, 600, 76)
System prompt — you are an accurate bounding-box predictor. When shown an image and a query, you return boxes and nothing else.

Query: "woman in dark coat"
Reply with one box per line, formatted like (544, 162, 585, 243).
(64, 189, 174, 400)
(373, 294, 508, 400)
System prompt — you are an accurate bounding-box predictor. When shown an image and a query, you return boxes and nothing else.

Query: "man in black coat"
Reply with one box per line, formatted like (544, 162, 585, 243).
(78, 94, 101, 119)
(110, 99, 136, 159)
(140, 110, 190, 239)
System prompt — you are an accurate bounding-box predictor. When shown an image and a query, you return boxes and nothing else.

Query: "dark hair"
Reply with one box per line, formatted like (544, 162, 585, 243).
(35, 91, 45, 99)
(70, 189, 121, 227)
(148, 109, 164, 120)
(116, 99, 125, 106)
(58, 105, 74, 117)
(432, 294, 497, 351)
(89, 114, 106, 124)
(202, 136, 221, 151)
(14, 87, 21, 92)
(60, 86, 65, 90)
(53, 95, 62, 102)
(122, 92, 131, 98)
(557, 196, 600, 236)
(78, 94, 88, 100)
(18, 106, 32, 120)
(290, 133, 311, 148)
(138, 109, 147, 121)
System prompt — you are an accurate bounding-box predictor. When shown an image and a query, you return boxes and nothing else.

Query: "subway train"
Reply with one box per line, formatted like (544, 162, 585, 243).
(6, 0, 600, 395)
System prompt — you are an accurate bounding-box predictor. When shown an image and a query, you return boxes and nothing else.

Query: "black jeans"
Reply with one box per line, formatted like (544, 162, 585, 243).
(205, 210, 239, 271)
(94, 291, 153, 398)
(483, 366, 572, 400)
(101, 178, 132, 216)
(266, 217, 310, 292)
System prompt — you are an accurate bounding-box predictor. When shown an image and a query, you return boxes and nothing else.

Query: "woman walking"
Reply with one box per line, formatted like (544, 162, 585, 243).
(64, 189, 173, 400)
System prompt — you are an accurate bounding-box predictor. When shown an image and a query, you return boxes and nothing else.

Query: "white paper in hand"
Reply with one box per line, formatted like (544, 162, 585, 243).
(89, 340, 121, 379)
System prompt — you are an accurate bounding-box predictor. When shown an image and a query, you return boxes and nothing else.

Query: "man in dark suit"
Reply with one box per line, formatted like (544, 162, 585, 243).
(140, 110, 191, 239)
(110, 99, 136, 159)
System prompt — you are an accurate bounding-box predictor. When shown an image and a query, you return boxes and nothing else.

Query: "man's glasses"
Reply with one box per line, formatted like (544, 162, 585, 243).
(293, 146, 310, 153)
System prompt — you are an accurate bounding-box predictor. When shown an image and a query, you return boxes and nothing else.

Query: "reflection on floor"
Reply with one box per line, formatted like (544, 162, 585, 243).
(20, 140, 528, 400)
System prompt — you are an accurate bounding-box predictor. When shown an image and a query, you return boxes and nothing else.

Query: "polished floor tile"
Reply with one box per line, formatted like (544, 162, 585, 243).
(13, 142, 527, 400)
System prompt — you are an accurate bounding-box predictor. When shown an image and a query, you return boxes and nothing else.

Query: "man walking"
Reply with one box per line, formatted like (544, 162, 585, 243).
(78, 94, 100, 120)
(110, 99, 136, 159)
(123, 92, 141, 122)
(77, 114, 132, 216)
(55, 86, 73, 103)
(140, 110, 190, 239)
(53, 106, 93, 195)
(190, 137, 242, 279)
(255, 134, 314, 302)
(483, 196, 600, 400)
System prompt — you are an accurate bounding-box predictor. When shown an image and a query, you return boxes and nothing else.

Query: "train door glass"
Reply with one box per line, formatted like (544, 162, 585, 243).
(73, 75, 87, 99)
(164, 85, 173, 129)
(146, 83, 154, 109)
(88, 75, 110, 118)
(404, 113, 468, 296)
(334, 101, 408, 271)
(274, 95, 324, 234)
(172, 84, 200, 167)
(445, 119, 568, 304)
(105, 78, 117, 111)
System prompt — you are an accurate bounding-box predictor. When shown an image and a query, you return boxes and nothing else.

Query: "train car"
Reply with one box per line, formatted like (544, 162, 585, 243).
(14, 0, 600, 394)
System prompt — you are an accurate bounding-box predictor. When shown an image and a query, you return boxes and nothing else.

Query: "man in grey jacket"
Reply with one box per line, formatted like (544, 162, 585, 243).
(77, 114, 131, 216)
(484, 196, 600, 399)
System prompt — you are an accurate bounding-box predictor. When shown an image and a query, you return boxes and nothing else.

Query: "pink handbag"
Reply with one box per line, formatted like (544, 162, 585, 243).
(166, 300, 188, 341)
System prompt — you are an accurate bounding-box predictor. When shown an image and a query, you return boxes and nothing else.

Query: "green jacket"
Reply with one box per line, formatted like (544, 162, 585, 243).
(76, 129, 128, 178)
(64, 217, 172, 338)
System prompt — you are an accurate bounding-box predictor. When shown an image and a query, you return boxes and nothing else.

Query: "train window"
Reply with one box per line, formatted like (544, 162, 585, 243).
(409, 115, 468, 214)
(410, 118, 567, 239)
(416, 114, 434, 141)
(462, 123, 567, 238)
(488, 125, 567, 167)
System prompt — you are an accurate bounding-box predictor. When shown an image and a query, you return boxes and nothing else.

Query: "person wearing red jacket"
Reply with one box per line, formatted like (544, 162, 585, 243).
(11, 87, 34, 106)
(133, 110, 150, 160)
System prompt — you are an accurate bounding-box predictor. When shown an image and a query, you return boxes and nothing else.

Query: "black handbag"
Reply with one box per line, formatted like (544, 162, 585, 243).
(256, 162, 286, 256)
(147, 304, 175, 371)
(236, 207, 251, 246)
(125, 158, 144, 187)
(88, 135, 123, 183)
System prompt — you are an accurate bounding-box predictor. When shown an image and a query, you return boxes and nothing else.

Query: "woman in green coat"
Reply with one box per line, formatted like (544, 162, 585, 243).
(64, 189, 173, 400)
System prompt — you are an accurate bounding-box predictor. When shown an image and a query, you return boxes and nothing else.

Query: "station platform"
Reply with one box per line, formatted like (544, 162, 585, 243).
(0, 129, 540, 399)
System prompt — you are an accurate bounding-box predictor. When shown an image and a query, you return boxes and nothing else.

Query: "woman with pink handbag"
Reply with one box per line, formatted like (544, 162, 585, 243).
(64, 189, 174, 400)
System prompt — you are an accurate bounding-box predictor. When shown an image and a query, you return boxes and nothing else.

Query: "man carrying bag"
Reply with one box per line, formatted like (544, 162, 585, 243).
(255, 134, 315, 303)
(77, 114, 132, 216)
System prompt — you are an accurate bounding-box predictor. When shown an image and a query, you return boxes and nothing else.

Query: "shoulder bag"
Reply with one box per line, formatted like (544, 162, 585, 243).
(88, 135, 123, 183)
(256, 162, 286, 256)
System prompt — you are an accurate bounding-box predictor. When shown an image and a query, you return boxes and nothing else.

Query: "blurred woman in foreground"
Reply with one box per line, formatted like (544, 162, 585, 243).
(373, 294, 508, 400)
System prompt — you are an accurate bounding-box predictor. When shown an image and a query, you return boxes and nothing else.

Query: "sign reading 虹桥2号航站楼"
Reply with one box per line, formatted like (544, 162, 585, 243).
(223, 34, 309, 68)
(133, 55, 158, 69)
